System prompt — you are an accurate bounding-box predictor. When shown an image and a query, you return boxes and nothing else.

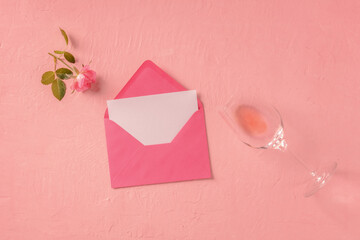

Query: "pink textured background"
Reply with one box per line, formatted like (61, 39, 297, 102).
(1, 0, 360, 239)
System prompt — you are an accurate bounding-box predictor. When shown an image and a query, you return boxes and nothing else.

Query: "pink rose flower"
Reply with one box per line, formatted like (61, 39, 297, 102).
(70, 65, 96, 92)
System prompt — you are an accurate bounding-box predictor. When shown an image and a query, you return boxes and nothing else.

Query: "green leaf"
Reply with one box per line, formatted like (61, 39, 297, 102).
(64, 52, 75, 63)
(54, 50, 64, 54)
(55, 68, 73, 80)
(59, 27, 68, 45)
(41, 71, 55, 85)
(52, 79, 66, 101)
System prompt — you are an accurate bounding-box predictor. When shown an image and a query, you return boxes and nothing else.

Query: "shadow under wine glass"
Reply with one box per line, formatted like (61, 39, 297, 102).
(221, 97, 337, 197)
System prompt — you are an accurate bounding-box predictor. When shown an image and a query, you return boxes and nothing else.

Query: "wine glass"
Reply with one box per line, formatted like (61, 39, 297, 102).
(220, 97, 337, 197)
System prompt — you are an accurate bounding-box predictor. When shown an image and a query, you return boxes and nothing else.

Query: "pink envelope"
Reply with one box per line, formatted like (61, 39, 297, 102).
(104, 60, 212, 188)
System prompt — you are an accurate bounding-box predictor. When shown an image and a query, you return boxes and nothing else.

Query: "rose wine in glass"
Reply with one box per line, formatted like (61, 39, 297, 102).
(221, 97, 337, 197)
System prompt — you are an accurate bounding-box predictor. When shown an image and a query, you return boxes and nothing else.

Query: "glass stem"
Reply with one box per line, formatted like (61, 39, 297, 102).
(269, 127, 316, 177)
(286, 148, 316, 177)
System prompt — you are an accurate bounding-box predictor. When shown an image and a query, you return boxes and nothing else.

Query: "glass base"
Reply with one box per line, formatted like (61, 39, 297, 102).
(303, 161, 338, 197)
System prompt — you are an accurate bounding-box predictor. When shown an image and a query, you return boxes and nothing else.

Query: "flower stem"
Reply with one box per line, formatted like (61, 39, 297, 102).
(48, 53, 74, 71)
(54, 57, 57, 72)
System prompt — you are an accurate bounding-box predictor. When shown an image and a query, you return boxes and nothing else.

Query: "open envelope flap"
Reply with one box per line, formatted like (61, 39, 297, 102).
(107, 90, 198, 145)
(104, 60, 187, 119)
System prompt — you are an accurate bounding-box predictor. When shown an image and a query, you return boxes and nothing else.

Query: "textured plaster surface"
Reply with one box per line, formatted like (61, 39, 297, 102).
(1, 0, 360, 239)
